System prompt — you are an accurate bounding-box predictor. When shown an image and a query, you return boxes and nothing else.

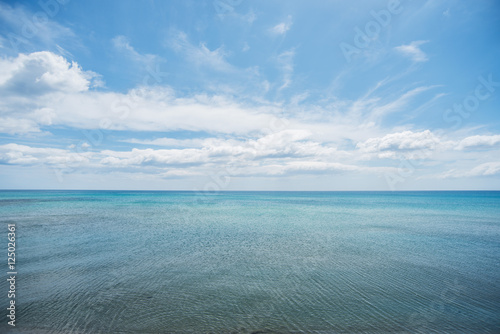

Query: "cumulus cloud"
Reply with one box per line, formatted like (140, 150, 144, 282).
(0, 143, 92, 166)
(100, 147, 208, 167)
(356, 130, 440, 159)
(3, 127, 500, 182)
(0, 52, 102, 133)
(1, 50, 500, 185)
(104, 130, 335, 167)
(0, 51, 98, 95)
(0, 51, 283, 135)
(394, 40, 429, 62)
(0, 51, 439, 139)
(0, 130, 364, 178)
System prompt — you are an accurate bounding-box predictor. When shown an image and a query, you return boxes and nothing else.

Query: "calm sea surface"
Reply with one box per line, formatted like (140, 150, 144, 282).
(0, 191, 499, 333)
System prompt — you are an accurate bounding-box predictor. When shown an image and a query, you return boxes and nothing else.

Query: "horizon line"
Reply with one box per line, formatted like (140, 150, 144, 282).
(1, 189, 499, 192)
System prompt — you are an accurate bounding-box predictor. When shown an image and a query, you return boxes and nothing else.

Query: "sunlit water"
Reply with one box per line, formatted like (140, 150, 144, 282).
(0, 191, 499, 333)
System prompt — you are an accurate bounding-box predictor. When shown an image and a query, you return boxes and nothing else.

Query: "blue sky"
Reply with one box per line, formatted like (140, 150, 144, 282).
(0, 0, 499, 190)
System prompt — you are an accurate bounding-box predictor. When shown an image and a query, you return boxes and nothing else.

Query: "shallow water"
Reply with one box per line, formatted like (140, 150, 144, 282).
(1, 191, 499, 333)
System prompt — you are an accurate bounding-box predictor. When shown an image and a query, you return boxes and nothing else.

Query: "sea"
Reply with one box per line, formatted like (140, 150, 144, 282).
(0, 190, 499, 333)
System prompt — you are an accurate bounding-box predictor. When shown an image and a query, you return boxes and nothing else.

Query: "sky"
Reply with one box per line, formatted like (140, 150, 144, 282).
(0, 0, 499, 190)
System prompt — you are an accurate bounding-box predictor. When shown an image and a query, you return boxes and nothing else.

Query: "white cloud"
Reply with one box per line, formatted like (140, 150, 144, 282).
(0, 3, 77, 53)
(169, 31, 233, 72)
(357, 130, 439, 154)
(0, 130, 353, 177)
(270, 16, 293, 35)
(0, 51, 282, 135)
(55, 44, 74, 59)
(276, 49, 295, 90)
(468, 162, 500, 176)
(1, 51, 499, 186)
(0, 117, 41, 134)
(0, 51, 97, 95)
(0, 52, 101, 134)
(369, 86, 437, 119)
(122, 138, 205, 148)
(0, 143, 91, 166)
(241, 11, 257, 24)
(456, 135, 500, 150)
(112, 35, 159, 67)
(395, 40, 429, 62)
(166, 30, 281, 98)
(43, 87, 287, 134)
(439, 162, 500, 178)
(356, 130, 441, 159)
(100, 147, 208, 167)
(206, 129, 338, 160)
(3, 128, 500, 183)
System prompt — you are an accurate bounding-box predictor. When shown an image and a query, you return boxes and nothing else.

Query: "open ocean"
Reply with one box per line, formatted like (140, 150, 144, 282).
(0, 190, 499, 333)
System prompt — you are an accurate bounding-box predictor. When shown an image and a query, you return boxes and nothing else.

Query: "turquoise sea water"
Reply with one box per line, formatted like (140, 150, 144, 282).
(0, 190, 499, 333)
